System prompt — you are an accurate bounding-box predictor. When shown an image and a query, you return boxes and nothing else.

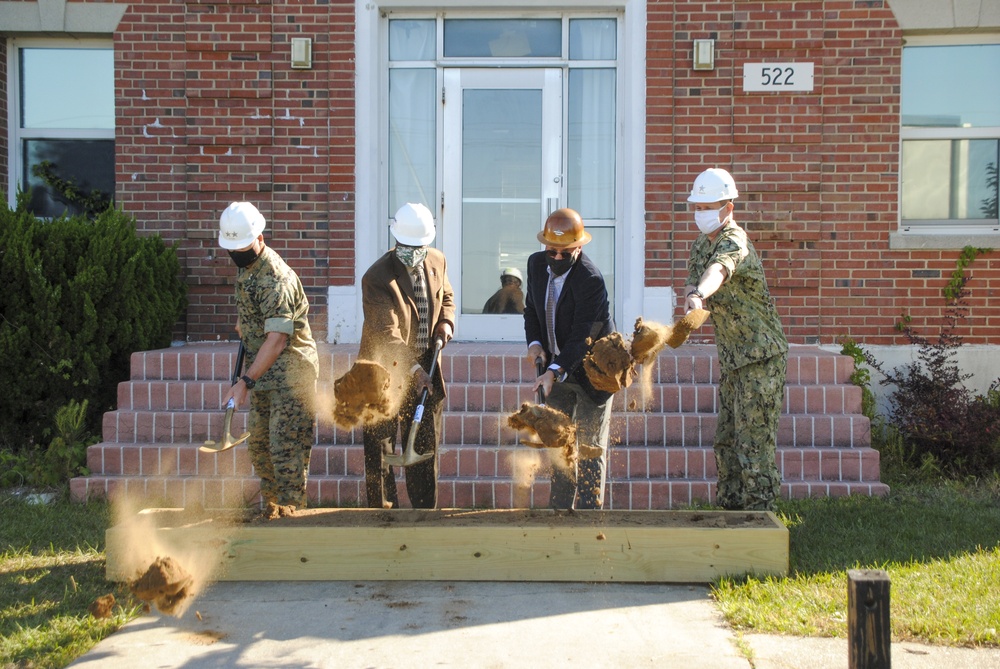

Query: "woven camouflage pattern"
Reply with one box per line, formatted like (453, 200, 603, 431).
(686, 222, 787, 373)
(247, 381, 316, 508)
(234, 245, 318, 507)
(713, 353, 787, 511)
(235, 246, 319, 389)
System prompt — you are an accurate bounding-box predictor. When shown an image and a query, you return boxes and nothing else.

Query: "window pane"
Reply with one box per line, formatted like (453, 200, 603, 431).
(569, 19, 616, 60)
(388, 69, 437, 217)
(23, 139, 115, 217)
(902, 45, 1000, 128)
(585, 227, 615, 319)
(389, 20, 435, 61)
(568, 69, 616, 219)
(461, 88, 542, 314)
(21, 48, 114, 129)
(901, 139, 999, 220)
(444, 19, 560, 58)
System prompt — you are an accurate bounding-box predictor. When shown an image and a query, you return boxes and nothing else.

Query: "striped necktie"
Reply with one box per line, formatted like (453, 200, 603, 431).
(546, 274, 559, 356)
(412, 265, 430, 351)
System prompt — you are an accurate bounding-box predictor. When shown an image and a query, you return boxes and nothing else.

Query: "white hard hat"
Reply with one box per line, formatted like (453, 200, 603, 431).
(502, 267, 523, 282)
(687, 168, 739, 203)
(390, 203, 436, 246)
(219, 202, 266, 249)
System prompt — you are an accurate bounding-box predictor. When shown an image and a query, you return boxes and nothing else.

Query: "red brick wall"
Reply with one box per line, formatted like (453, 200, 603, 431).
(647, 0, 998, 346)
(115, 0, 357, 342)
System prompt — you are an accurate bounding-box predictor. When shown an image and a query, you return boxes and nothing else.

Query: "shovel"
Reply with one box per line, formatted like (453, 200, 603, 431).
(520, 357, 548, 449)
(200, 342, 252, 453)
(384, 337, 443, 467)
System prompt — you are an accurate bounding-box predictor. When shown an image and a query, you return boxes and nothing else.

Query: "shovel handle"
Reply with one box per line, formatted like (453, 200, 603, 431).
(535, 357, 546, 404)
(231, 341, 246, 387)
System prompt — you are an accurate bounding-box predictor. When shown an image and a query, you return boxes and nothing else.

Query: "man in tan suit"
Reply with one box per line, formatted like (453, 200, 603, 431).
(359, 203, 455, 508)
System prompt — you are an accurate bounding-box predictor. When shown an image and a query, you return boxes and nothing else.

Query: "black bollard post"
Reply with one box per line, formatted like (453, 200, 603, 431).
(847, 569, 891, 669)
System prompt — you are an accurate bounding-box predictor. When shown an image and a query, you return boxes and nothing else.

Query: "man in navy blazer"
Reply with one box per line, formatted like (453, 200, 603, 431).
(524, 208, 614, 509)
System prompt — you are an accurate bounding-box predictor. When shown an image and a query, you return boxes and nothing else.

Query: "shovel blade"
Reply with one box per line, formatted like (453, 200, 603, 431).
(383, 449, 434, 467)
(199, 405, 250, 453)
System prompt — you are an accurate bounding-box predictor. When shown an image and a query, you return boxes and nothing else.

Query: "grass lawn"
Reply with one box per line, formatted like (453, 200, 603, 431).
(0, 491, 141, 669)
(712, 480, 1000, 647)
(2, 480, 999, 668)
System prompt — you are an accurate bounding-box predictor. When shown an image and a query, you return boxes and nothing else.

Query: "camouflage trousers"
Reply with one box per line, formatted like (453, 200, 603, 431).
(247, 381, 316, 508)
(714, 352, 787, 512)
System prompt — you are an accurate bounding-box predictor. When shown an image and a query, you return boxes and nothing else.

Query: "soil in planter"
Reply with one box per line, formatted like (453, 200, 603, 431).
(241, 508, 779, 530)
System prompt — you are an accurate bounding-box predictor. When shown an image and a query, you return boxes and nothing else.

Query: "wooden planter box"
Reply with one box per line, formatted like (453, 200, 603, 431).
(106, 508, 788, 583)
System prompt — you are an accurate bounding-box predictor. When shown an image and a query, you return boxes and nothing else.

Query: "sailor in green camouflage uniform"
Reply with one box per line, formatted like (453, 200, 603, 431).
(683, 169, 788, 511)
(219, 202, 319, 509)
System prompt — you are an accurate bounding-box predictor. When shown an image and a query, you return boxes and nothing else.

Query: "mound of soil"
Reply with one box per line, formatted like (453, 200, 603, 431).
(88, 593, 116, 619)
(245, 507, 778, 530)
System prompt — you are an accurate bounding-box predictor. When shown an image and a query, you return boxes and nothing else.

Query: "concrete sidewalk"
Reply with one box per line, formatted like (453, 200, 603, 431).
(69, 581, 1000, 669)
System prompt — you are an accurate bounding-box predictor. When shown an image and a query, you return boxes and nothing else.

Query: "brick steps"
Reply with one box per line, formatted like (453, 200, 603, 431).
(71, 342, 889, 509)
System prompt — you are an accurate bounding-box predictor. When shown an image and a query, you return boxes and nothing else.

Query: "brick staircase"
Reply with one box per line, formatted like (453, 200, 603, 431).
(70, 342, 889, 510)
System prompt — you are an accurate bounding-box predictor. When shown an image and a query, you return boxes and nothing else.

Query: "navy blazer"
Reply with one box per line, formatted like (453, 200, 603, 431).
(523, 250, 614, 397)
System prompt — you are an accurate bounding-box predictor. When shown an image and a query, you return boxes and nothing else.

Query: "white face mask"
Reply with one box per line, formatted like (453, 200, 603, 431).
(694, 205, 729, 235)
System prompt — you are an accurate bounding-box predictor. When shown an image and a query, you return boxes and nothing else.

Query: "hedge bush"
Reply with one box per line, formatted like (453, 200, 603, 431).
(0, 204, 186, 454)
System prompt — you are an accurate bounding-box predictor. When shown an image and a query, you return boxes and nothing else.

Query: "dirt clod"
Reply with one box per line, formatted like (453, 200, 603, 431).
(666, 308, 710, 349)
(507, 403, 577, 468)
(631, 317, 672, 366)
(88, 593, 116, 619)
(130, 556, 194, 616)
(583, 332, 636, 394)
(332, 359, 394, 429)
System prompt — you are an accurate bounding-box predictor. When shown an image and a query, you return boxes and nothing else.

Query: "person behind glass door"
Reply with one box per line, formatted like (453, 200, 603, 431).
(482, 267, 525, 314)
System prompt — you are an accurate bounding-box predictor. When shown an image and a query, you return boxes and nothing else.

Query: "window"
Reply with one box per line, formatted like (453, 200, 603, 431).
(11, 41, 115, 217)
(900, 42, 1000, 233)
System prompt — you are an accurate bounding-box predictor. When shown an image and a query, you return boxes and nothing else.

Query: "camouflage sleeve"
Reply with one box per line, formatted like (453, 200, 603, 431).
(707, 228, 749, 279)
(259, 274, 297, 336)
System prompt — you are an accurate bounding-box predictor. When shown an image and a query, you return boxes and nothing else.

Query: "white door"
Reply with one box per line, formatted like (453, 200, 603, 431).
(442, 68, 563, 341)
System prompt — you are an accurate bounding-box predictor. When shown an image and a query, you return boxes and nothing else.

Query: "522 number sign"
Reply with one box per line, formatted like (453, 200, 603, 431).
(743, 63, 815, 92)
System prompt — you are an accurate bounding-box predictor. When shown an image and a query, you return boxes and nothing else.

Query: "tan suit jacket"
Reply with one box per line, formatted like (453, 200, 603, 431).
(359, 248, 455, 387)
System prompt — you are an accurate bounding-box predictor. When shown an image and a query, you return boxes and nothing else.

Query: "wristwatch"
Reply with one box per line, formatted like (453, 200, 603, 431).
(240, 374, 257, 389)
(688, 289, 705, 300)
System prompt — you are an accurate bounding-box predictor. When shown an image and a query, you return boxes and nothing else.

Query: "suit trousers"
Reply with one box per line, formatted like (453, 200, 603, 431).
(544, 379, 612, 509)
(362, 351, 443, 509)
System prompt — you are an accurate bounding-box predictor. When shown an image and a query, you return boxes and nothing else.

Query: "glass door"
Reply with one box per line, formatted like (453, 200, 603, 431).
(442, 68, 563, 341)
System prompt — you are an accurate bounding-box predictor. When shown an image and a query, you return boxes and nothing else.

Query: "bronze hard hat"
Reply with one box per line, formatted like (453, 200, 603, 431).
(537, 208, 592, 248)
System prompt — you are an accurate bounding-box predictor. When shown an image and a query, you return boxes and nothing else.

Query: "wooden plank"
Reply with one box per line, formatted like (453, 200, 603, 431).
(106, 509, 788, 583)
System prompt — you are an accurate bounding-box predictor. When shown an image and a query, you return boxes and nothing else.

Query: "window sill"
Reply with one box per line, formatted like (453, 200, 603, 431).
(888, 231, 999, 250)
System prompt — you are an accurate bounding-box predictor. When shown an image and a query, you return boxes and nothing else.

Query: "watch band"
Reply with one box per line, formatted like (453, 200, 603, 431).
(688, 289, 705, 300)
(240, 374, 256, 389)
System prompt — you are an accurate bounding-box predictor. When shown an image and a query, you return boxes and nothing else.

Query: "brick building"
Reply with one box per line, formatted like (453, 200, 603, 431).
(3, 0, 998, 508)
(3, 0, 998, 350)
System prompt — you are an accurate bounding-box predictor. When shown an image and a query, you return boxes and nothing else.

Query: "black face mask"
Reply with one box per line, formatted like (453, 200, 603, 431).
(228, 247, 261, 269)
(545, 250, 577, 276)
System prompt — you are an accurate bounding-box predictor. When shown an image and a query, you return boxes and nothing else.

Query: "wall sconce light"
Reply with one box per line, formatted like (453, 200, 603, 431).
(291, 38, 312, 69)
(693, 39, 715, 71)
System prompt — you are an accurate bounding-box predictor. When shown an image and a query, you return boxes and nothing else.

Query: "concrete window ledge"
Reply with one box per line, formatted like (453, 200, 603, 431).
(888, 232, 999, 250)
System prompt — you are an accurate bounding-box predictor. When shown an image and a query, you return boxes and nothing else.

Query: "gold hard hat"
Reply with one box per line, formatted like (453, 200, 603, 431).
(537, 208, 591, 248)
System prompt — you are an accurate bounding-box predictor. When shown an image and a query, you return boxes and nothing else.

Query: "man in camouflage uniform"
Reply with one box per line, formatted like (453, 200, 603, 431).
(219, 202, 319, 511)
(683, 169, 788, 511)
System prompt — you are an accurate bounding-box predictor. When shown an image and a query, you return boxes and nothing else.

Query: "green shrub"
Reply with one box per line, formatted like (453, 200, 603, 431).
(0, 202, 186, 459)
(862, 270, 1000, 478)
